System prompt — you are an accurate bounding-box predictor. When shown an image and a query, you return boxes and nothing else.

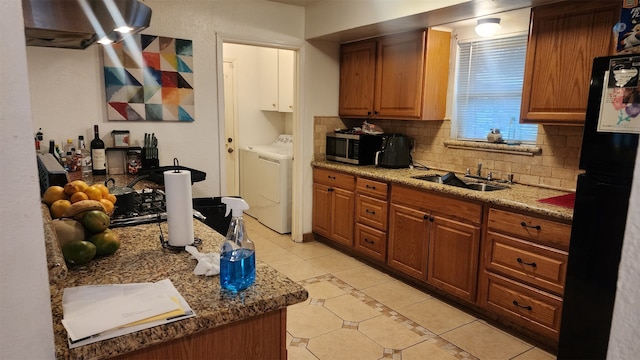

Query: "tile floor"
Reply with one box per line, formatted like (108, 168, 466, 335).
(244, 216, 556, 360)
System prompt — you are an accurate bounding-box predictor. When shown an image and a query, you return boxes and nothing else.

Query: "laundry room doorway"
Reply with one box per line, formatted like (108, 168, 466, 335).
(221, 42, 297, 235)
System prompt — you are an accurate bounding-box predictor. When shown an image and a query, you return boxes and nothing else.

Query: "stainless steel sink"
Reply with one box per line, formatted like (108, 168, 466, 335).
(463, 182, 509, 192)
(411, 174, 509, 192)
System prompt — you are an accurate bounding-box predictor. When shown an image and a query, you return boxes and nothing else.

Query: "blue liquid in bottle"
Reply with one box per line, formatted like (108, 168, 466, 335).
(220, 248, 255, 292)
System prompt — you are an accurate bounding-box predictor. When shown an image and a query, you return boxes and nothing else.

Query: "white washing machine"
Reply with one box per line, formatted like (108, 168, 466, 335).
(239, 135, 293, 234)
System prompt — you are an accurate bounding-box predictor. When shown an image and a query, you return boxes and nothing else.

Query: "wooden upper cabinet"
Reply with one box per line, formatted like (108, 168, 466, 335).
(520, 1, 622, 125)
(339, 40, 377, 117)
(339, 29, 451, 120)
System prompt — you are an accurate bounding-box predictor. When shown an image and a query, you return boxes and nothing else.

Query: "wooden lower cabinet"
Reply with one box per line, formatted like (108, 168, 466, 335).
(388, 203, 429, 280)
(355, 223, 386, 262)
(114, 309, 287, 360)
(312, 169, 355, 247)
(428, 215, 480, 302)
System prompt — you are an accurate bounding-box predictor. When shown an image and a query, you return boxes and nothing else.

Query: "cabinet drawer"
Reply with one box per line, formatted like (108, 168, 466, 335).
(391, 185, 482, 224)
(485, 231, 568, 296)
(356, 194, 388, 231)
(356, 177, 388, 199)
(484, 272, 562, 340)
(488, 208, 571, 250)
(355, 223, 387, 262)
(313, 168, 355, 191)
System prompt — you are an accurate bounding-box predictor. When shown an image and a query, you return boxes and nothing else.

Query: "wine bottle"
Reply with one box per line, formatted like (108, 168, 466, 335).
(91, 125, 106, 175)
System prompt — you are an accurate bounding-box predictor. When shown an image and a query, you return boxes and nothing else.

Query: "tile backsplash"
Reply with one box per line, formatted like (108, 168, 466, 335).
(314, 116, 582, 191)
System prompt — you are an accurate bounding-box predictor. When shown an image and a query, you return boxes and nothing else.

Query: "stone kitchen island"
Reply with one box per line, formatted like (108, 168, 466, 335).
(43, 201, 308, 360)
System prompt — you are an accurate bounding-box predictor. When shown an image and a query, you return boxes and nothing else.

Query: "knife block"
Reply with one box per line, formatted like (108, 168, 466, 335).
(142, 148, 159, 169)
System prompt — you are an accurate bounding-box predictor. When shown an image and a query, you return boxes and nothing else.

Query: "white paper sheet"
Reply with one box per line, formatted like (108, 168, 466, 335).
(62, 279, 195, 348)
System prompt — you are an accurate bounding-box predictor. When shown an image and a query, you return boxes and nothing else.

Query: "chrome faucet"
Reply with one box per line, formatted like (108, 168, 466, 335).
(476, 163, 482, 177)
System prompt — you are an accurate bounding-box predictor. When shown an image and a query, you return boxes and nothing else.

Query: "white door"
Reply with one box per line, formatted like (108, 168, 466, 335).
(223, 60, 239, 196)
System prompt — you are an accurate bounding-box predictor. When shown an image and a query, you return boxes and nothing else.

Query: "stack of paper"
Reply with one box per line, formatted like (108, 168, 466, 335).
(61, 279, 195, 348)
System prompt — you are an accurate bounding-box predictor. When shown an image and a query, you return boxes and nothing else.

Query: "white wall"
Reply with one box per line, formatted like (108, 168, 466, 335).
(1, 0, 56, 358)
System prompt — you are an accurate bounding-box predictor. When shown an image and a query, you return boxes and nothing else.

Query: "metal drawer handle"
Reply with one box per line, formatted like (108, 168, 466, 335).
(520, 221, 541, 231)
(328, 188, 334, 192)
(423, 214, 434, 222)
(364, 238, 375, 245)
(328, 175, 336, 180)
(365, 209, 376, 215)
(512, 300, 532, 311)
(516, 258, 537, 268)
(366, 184, 376, 190)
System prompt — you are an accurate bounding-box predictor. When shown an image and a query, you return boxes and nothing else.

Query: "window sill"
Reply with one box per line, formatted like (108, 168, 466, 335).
(444, 140, 542, 156)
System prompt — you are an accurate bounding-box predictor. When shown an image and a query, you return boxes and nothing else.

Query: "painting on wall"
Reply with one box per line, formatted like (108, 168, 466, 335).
(103, 34, 194, 121)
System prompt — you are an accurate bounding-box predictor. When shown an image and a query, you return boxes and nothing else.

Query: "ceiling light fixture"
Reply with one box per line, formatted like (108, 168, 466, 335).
(475, 18, 501, 37)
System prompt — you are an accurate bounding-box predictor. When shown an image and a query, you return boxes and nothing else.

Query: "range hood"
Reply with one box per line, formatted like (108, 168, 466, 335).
(23, 0, 152, 50)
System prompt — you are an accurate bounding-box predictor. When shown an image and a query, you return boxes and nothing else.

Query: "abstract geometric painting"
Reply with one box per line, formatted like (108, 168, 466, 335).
(103, 34, 194, 121)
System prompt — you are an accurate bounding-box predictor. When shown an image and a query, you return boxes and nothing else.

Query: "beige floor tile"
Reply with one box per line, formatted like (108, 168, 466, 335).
(398, 298, 476, 335)
(252, 238, 282, 254)
(512, 347, 556, 360)
(257, 248, 304, 266)
(287, 304, 343, 339)
(401, 339, 460, 360)
(323, 293, 380, 322)
(307, 252, 364, 273)
(440, 321, 532, 360)
(332, 264, 394, 289)
(287, 346, 320, 360)
(286, 241, 339, 260)
(304, 281, 347, 300)
(307, 328, 383, 360)
(359, 315, 426, 350)
(361, 280, 431, 309)
(269, 259, 327, 281)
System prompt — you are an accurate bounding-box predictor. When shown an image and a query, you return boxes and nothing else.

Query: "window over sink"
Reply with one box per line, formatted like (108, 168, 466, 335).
(452, 33, 538, 144)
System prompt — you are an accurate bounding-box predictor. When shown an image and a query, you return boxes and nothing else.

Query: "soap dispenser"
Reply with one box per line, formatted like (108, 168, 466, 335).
(220, 197, 255, 292)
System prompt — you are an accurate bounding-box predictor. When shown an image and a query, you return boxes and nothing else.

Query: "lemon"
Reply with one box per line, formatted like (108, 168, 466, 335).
(84, 186, 103, 201)
(70, 180, 89, 192)
(99, 198, 115, 215)
(70, 191, 89, 203)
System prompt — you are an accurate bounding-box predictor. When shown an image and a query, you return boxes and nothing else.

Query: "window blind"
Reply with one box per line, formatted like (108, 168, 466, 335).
(454, 34, 537, 143)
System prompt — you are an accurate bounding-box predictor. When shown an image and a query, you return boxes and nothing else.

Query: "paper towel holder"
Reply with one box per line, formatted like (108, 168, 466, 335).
(157, 214, 202, 251)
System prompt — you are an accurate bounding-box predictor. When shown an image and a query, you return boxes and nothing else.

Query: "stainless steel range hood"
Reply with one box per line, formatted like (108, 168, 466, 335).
(23, 0, 152, 50)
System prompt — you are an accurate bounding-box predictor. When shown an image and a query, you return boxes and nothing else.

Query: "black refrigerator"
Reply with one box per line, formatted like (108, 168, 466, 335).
(557, 55, 639, 359)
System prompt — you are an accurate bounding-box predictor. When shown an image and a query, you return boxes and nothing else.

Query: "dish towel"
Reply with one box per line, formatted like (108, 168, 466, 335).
(185, 245, 220, 276)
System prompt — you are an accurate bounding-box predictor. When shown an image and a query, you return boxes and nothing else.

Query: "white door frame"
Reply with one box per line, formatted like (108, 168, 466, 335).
(215, 33, 305, 242)
(222, 59, 239, 196)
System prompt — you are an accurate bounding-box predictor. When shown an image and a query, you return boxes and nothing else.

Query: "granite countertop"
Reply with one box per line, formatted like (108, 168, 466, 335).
(313, 161, 574, 222)
(43, 205, 308, 359)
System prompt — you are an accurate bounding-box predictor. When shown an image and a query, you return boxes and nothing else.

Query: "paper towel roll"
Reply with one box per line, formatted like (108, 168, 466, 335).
(164, 170, 194, 247)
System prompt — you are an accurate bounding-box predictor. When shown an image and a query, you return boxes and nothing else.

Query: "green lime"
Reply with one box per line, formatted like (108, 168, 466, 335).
(62, 240, 96, 265)
(88, 230, 121, 256)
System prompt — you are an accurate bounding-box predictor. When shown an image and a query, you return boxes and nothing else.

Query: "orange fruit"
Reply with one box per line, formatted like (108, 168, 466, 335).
(106, 194, 117, 204)
(70, 180, 89, 192)
(42, 186, 68, 206)
(64, 182, 81, 195)
(50, 199, 72, 219)
(84, 186, 103, 200)
(99, 199, 115, 215)
(93, 183, 110, 198)
(70, 191, 89, 203)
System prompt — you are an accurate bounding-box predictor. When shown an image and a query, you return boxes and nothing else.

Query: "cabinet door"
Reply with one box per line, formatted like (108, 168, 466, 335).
(258, 47, 279, 111)
(520, 1, 621, 124)
(312, 183, 332, 239)
(339, 40, 377, 117)
(331, 188, 355, 247)
(278, 49, 294, 113)
(428, 216, 481, 302)
(375, 30, 426, 119)
(388, 203, 429, 281)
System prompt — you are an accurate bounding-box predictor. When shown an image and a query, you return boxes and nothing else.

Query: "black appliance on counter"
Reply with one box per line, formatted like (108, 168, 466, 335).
(326, 132, 383, 165)
(557, 55, 639, 359)
(375, 133, 412, 168)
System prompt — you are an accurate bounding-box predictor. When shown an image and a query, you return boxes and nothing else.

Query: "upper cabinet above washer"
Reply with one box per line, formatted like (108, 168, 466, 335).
(259, 48, 294, 113)
(339, 29, 451, 121)
(519, 1, 622, 125)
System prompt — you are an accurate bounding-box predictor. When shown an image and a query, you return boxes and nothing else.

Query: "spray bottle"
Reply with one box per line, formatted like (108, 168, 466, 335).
(220, 197, 255, 292)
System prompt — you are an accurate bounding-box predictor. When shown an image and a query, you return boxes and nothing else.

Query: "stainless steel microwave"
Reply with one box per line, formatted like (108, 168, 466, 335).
(325, 133, 383, 165)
